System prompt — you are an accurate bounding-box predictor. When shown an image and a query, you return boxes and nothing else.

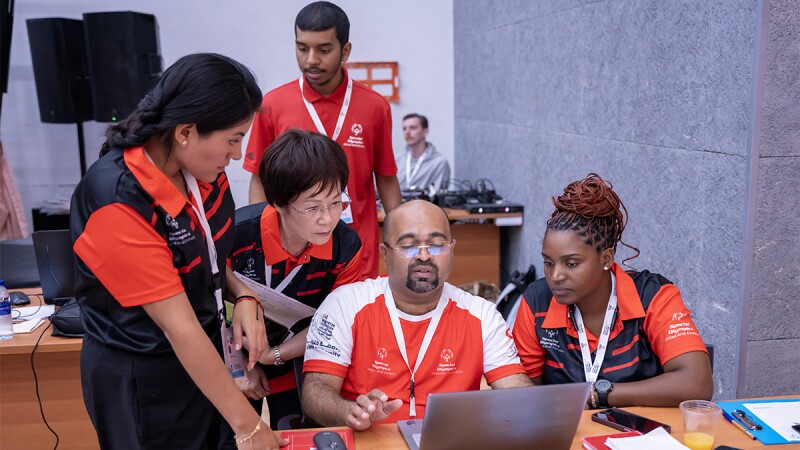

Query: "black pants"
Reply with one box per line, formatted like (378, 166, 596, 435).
(81, 336, 220, 450)
(218, 388, 302, 450)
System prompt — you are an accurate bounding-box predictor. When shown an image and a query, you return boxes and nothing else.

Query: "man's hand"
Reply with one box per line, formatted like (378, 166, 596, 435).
(346, 389, 403, 431)
(239, 365, 270, 400)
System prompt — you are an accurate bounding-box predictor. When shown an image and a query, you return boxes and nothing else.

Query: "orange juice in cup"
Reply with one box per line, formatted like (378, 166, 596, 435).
(683, 431, 714, 450)
(680, 400, 721, 450)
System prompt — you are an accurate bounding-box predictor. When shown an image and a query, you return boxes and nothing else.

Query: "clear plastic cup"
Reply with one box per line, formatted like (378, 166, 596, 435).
(679, 400, 721, 450)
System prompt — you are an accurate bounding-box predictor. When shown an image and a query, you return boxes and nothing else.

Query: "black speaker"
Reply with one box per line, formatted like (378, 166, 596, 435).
(82, 11, 162, 122)
(26, 18, 94, 123)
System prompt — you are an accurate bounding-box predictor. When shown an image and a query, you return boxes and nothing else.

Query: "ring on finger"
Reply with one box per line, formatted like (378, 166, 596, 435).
(349, 403, 357, 413)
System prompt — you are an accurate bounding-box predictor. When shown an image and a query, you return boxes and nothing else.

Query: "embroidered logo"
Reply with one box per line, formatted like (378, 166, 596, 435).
(343, 123, 366, 149)
(377, 347, 388, 360)
(671, 312, 687, 321)
(440, 349, 454, 362)
(165, 214, 180, 230)
(351, 123, 363, 136)
(546, 329, 558, 338)
(317, 314, 336, 340)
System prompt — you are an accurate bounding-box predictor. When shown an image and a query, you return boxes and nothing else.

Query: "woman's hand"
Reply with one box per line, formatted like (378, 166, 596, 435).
(236, 420, 288, 450)
(232, 297, 266, 370)
(240, 365, 270, 400)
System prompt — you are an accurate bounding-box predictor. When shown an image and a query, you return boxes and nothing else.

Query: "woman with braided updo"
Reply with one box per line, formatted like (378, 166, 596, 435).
(71, 54, 287, 449)
(512, 173, 713, 408)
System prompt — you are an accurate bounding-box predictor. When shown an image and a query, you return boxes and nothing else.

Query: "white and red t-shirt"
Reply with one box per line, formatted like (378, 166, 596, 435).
(304, 277, 525, 423)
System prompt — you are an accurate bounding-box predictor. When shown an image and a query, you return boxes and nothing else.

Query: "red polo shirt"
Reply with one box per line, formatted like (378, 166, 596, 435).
(243, 69, 396, 279)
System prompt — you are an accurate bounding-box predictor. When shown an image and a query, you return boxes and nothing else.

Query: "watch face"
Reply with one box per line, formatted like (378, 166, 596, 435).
(596, 379, 612, 392)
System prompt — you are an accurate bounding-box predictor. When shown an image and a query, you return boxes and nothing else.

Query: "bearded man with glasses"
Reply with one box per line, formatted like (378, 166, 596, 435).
(220, 129, 363, 447)
(301, 200, 532, 431)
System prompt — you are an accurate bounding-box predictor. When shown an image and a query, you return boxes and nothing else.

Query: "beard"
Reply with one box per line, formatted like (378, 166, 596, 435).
(406, 260, 440, 293)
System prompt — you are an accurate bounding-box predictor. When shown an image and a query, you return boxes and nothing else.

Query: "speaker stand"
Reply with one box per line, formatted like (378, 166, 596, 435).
(76, 121, 86, 176)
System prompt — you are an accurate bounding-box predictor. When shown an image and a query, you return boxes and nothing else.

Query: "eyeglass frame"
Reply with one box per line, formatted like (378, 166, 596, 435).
(289, 192, 351, 218)
(382, 239, 456, 258)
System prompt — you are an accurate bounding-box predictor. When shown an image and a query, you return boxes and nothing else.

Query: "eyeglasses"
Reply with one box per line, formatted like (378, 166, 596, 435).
(383, 240, 456, 258)
(290, 193, 351, 218)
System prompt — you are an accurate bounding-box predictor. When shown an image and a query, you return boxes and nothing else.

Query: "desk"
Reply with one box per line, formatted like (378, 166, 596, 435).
(283, 399, 800, 449)
(378, 208, 523, 286)
(0, 290, 97, 449)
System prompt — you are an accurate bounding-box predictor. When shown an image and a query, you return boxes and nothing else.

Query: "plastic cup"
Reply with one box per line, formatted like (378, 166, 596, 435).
(679, 400, 721, 450)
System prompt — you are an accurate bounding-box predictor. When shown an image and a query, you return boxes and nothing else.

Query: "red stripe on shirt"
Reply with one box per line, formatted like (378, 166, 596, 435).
(178, 256, 202, 274)
(546, 359, 565, 369)
(213, 217, 231, 241)
(232, 243, 256, 257)
(602, 356, 640, 374)
(305, 271, 327, 280)
(296, 288, 322, 297)
(611, 334, 640, 356)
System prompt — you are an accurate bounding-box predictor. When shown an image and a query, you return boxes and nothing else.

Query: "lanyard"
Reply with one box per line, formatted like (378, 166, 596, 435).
(572, 273, 617, 384)
(385, 286, 448, 418)
(264, 262, 303, 293)
(183, 170, 246, 380)
(298, 75, 353, 141)
(405, 149, 427, 187)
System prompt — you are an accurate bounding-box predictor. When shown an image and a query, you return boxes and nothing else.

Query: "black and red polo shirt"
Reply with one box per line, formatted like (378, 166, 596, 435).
(512, 263, 708, 384)
(71, 146, 235, 354)
(230, 203, 363, 393)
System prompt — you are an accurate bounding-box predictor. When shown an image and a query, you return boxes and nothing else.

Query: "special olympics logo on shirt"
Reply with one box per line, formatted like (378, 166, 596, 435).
(351, 123, 363, 136)
(165, 214, 180, 230)
(440, 349, 454, 362)
(377, 347, 388, 360)
(671, 312, 687, 321)
(546, 329, 557, 338)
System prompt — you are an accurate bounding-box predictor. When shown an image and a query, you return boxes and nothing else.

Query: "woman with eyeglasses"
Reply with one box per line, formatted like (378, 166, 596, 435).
(220, 129, 363, 447)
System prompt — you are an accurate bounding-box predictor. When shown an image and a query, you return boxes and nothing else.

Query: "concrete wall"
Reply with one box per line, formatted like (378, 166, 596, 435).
(742, 0, 800, 398)
(1, 0, 454, 222)
(454, 0, 798, 399)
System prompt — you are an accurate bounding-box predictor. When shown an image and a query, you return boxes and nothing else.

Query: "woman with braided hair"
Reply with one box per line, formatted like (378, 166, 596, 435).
(513, 173, 713, 407)
(71, 53, 287, 449)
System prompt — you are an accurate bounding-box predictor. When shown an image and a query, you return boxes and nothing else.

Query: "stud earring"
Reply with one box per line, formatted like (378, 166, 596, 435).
(182, 140, 187, 146)
(603, 266, 609, 271)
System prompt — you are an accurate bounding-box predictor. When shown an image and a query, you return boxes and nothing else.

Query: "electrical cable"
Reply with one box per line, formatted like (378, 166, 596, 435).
(30, 299, 61, 449)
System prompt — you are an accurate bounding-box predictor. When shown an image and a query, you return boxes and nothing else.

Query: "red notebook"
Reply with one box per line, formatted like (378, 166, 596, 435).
(582, 430, 643, 450)
(280, 429, 355, 450)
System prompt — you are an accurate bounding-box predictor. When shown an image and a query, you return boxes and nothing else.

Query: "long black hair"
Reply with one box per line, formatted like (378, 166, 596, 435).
(100, 53, 262, 156)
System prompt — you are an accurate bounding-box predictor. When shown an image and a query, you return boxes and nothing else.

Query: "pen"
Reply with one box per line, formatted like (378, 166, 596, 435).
(722, 411, 756, 440)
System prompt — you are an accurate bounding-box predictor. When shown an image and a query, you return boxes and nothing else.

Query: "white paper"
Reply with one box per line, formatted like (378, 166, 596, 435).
(743, 401, 800, 442)
(10, 304, 54, 334)
(606, 427, 689, 450)
(234, 271, 317, 328)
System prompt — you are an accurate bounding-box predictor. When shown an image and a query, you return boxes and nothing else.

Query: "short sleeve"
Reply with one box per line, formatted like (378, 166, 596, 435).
(303, 289, 355, 377)
(512, 297, 547, 378)
(372, 101, 397, 176)
(243, 100, 275, 174)
(481, 301, 526, 383)
(331, 247, 365, 290)
(73, 203, 184, 307)
(642, 284, 708, 365)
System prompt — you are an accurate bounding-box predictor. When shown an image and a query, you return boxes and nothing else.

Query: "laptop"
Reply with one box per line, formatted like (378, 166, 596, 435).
(397, 383, 590, 450)
(32, 230, 76, 305)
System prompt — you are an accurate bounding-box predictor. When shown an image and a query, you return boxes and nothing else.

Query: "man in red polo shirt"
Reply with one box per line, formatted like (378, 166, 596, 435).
(244, 1, 401, 280)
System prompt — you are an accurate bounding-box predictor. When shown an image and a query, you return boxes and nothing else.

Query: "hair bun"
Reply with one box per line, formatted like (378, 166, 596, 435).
(552, 173, 620, 219)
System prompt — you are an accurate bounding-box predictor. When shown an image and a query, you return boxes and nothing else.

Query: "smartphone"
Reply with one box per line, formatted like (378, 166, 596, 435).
(591, 407, 672, 434)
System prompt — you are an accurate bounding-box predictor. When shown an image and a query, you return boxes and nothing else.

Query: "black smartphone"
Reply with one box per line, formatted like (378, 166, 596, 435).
(591, 407, 672, 434)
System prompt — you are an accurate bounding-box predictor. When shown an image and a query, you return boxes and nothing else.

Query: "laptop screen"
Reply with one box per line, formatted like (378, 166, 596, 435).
(32, 230, 76, 305)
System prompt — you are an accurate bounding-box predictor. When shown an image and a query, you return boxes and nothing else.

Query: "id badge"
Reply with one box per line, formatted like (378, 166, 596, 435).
(221, 322, 247, 385)
(340, 188, 354, 224)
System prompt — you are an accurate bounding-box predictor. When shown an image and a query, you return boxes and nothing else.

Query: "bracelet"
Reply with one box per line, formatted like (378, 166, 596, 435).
(235, 420, 261, 446)
(235, 295, 258, 305)
(273, 345, 285, 366)
(589, 386, 599, 409)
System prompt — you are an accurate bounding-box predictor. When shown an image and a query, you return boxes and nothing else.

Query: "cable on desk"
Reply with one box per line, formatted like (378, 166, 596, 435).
(31, 305, 62, 449)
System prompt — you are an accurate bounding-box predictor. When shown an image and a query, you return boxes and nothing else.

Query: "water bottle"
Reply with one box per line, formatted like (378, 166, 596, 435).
(0, 280, 13, 340)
